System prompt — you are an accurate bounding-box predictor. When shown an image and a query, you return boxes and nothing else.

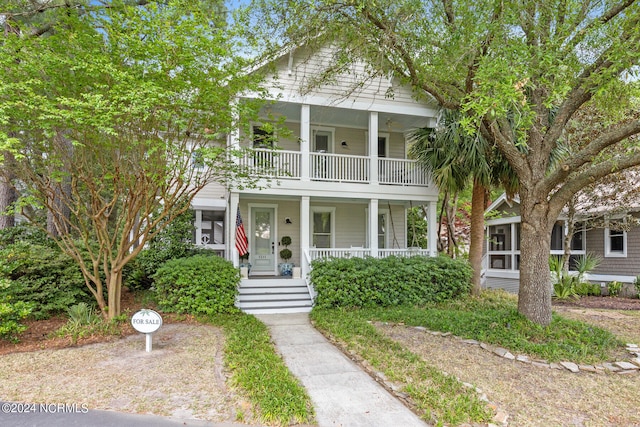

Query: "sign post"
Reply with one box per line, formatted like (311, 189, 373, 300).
(130, 309, 163, 352)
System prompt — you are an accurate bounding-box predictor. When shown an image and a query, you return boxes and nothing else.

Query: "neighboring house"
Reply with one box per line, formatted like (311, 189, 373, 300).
(190, 46, 440, 313)
(483, 193, 640, 294)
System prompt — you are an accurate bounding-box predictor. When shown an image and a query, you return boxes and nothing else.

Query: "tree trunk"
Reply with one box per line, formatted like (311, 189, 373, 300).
(469, 179, 486, 295)
(518, 198, 554, 326)
(47, 132, 72, 236)
(445, 192, 458, 257)
(0, 152, 17, 230)
(106, 268, 123, 320)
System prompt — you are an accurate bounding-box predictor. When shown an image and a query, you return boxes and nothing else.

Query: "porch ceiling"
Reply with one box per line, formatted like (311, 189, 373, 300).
(262, 101, 433, 133)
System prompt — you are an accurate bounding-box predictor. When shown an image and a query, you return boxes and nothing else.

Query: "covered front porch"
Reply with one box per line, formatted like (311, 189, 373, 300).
(229, 194, 438, 279)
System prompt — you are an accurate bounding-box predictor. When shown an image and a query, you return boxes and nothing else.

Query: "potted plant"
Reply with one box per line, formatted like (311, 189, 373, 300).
(279, 236, 293, 277)
(239, 252, 251, 274)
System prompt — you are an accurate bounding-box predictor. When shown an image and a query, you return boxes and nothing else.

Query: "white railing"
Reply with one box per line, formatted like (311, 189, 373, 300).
(239, 149, 301, 179)
(239, 149, 430, 186)
(310, 152, 369, 182)
(308, 247, 430, 261)
(378, 248, 431, 257)
(379, 158, 429, 186)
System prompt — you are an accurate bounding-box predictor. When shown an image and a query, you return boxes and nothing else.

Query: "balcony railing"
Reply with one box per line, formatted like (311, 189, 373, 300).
(379, 158, 429, 186)
(310, 152, 369, 183)
(238, 149, 301, 179)
(239, 149, 429, 186)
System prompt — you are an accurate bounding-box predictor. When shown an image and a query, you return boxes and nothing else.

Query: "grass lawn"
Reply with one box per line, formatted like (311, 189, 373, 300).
(209, 313, 315, 426)
(310, 290, 626, 426)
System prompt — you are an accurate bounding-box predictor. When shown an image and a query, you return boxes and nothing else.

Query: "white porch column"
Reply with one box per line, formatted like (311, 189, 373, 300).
(229, 192, 240, 266)
(229, 97, 240, 150)
(369, 198, 379, 258)
(300, 196, 310, 276)
(368, 111, 378, 185)
(300, 104, 310, 181)
(428, 200, 438, 257)
(195, 210, 203, 248)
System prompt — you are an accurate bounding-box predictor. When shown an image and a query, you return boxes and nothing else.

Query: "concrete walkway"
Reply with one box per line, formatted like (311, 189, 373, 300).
(256, 313, 429, 427)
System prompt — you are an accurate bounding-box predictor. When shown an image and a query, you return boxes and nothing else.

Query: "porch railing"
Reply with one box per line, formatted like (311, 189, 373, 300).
(307, 247, 430, 261)
(239, 149, 301, 179)
(379, 158, 429, 186)
(310, 152, 369, 183)
(239, 149, 430, 186)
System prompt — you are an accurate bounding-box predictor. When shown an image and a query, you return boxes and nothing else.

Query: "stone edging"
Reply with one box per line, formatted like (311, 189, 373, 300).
(313, 321, 511, 427)
(412, 325, 640, 375)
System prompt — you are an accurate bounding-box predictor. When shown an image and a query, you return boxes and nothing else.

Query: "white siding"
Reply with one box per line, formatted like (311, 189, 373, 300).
(266, 45, 436, 112)
(196, 182, 227, 200)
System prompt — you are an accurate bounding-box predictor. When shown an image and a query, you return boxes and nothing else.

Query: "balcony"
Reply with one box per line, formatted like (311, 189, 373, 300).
(238, 148, 430, 187)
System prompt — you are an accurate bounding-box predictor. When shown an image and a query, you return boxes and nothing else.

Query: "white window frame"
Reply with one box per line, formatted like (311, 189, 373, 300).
(605, 218, 627, 258)
(194, 208, 226, 254)
(310, 206, 335, 248)
(365, 132, 390, 157)
(485, 220, 520, 271)
(311, 126, 335, 153)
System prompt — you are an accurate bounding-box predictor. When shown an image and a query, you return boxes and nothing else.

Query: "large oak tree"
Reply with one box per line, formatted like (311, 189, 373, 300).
(247, 0, 640, 325)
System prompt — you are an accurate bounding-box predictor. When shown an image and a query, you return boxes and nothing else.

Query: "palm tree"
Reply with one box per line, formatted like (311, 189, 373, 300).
(409, 109, 518, 295)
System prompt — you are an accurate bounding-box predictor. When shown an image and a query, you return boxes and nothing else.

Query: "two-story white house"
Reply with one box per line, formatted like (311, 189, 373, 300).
(191, 46, 440, 313)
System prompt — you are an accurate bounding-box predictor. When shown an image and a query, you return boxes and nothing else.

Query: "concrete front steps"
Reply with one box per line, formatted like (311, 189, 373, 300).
(236, 278, 313, 314)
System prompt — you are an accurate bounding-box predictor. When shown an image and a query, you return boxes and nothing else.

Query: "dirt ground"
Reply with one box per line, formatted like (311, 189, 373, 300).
(2, 294, 640, 426)
(0, 290, 251, 424)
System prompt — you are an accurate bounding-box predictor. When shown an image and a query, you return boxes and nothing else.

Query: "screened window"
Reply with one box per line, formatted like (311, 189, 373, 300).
(550, 222, 563, 251)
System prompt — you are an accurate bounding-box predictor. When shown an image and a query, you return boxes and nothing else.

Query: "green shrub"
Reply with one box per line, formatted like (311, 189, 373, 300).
(67, 302, 100, 326)
(0, 241, 93, 319)
(634, 275, 640, 299)
(152, 254, 240, 315)
(310, 255, 472, 309)
(124, 208, 196, 290)
(574, 281, 601, 296)
(607, 280, 623, 297)
(0, 292, 34, 342)
(553, 274, 578, 300)
(55, 306, 123, 344)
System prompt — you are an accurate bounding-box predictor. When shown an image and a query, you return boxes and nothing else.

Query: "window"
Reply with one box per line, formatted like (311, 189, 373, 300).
(312, 208, 334, 248)
(378, 213, 387, 249)
(488, 225, 511, 251)
(605, 219, 627, 257)
(312, 127, 334, 153)
(191, 149, 204, 170)
(194, 210, 225, 246)
(550, 222, 564, 251)
(252, 125, 274, 148)
(570, 222, 585, 251)
(378, 136, 387, 158)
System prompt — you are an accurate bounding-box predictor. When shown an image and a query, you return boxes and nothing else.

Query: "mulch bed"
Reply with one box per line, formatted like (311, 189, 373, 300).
(552, 295, 640, 311)
(3, 291, 639, 356)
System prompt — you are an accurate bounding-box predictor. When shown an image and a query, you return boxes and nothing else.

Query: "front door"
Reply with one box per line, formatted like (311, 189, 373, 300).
(251, 207, 276, 275)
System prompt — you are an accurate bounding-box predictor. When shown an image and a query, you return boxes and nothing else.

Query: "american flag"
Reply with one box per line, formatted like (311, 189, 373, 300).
(235, 207, 249, 257)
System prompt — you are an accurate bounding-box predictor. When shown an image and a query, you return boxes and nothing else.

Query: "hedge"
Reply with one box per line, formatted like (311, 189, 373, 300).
(152, 254, 240, 315)
(310, 255, 472, 309)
